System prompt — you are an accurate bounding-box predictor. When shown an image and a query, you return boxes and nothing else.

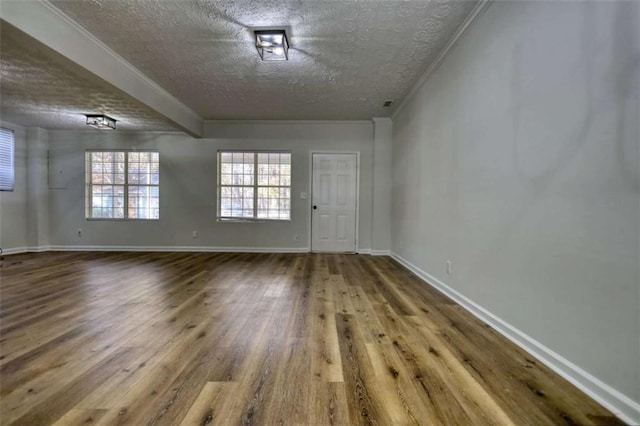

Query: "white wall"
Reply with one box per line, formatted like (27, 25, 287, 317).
(0, 121, 28, 253)
(391, 1, 639, 422)
(46, 121, 374, 251)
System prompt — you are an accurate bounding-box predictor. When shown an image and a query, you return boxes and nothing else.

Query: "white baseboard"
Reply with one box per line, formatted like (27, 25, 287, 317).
(27, 246, 51, 252)
(390, 252, 640, 425)
(2, 246, 50, 255)
(2, 245, 310, 254)
(358, 248, 391, 255)
(1, 247, 29, 255)
(45, 245, 309, 253)
(2, 246, 393, 256)
(0, 245, 309, 254)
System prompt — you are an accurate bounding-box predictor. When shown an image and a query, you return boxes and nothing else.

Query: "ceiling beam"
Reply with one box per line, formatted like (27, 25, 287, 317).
(0, 0, 203, 137)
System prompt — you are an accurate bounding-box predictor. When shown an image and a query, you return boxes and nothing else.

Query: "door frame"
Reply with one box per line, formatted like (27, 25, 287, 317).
(308, 151, 360, 253)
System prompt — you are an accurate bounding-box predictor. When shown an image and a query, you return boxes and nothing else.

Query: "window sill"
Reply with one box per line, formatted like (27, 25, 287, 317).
(86, 218, 160, 221)
(217, 218, 291, 223)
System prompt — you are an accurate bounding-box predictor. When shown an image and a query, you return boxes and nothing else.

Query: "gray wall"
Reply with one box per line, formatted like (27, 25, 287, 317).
(46, 121, 374, 251)
(0, 121, 27, 253)
(391, 0, 639, 417)
(26, 127, 50, 249)
(372, 118, 392, 253)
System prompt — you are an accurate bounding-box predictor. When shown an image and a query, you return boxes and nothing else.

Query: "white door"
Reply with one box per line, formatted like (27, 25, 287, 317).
(311, 153, 358, 253)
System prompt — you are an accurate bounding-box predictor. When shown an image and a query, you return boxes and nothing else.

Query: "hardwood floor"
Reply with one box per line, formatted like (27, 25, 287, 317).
(0, 251, 623, 425)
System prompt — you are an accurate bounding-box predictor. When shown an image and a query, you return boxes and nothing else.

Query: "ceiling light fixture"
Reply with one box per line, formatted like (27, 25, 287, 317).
(254, 30, 289, 61)
(85, 114, 117, 130)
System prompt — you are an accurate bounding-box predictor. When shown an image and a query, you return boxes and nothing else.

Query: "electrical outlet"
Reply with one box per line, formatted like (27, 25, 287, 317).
(192, 230, 198, 238)
(77, 228, 83, 237)
(294, 234, 301, 241)
(446, 261, 452, 275)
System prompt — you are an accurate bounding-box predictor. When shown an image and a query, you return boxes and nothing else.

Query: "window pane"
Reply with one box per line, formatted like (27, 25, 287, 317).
(113, 186, 125, 218)
(254, 152, 291, 220)
(89, 184, 125, 218)
(218, 151, 289, 220)
(86, 150, 159, 220)
(129, 185, 159, 219)
(243, 187, 254, 200)
(219, 184, 254, 218)
(91, 186, 109, 218)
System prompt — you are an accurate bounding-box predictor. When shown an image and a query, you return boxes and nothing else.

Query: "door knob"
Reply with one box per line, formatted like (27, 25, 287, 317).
(313, 205, 317, 210)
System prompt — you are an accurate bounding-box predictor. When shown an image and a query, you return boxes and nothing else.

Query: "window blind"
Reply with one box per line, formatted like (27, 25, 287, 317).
(0, 128, 15, 191)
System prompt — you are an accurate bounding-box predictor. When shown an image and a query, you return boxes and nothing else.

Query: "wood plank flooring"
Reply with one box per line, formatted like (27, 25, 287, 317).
(0, 251, 624, 425)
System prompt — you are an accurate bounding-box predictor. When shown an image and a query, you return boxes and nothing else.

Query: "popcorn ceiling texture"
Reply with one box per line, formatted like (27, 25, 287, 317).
(51, 0, 478, 121)
(0, 23, 179, 131)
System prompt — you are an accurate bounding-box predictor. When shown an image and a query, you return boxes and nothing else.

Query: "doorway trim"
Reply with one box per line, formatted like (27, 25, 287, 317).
(308, 151, 360, 253)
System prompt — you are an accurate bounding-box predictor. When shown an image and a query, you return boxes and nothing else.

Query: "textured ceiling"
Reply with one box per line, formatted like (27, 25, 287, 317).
(50, 0, 479, 121)
(0, 22, 179, 131)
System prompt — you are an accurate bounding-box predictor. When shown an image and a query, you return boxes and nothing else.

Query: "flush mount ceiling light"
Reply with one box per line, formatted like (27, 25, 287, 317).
(85, 114, 117, 130)
(254, 30, 289, 61)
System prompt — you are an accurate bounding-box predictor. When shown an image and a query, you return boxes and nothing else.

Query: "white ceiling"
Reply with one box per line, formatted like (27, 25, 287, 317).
(1, 0, 479, 131)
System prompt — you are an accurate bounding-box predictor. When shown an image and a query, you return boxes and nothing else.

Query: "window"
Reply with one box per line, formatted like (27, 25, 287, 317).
(0, 128, 15, 191)
(86, 151, 159, 219)
(218, 151, 291, 220)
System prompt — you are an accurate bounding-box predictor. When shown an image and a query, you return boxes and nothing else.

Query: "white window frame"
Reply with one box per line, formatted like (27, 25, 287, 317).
(0, 128, 15, 192)
(217, 150, 292, 222)
(85, 150, 159, 220)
